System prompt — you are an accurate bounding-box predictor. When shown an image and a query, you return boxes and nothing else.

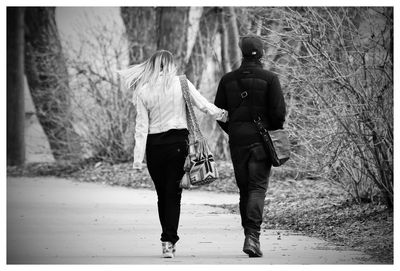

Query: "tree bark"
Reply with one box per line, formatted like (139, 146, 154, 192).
(121, 7, 191, 73)
(219, 8, 231, 74)
(184, 7, 203, 66)
(156, 7, 190, 73)
(24, 7, 78, 160)
(7, 7, 26, 166)
(120, 7, 157, 65)
(185, 7, 219, 86)
(225, 7, 241, 70)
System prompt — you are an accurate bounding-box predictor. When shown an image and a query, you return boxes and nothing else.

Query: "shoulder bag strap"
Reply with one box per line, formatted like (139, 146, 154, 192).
(178, 75, 203, 142)
(235, 77, 260, 122)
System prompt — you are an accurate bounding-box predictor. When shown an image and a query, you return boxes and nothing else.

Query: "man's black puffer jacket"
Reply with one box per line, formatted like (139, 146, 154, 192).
(214, 59, 286, 147)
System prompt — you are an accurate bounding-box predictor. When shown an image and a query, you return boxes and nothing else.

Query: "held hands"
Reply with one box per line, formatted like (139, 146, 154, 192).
(132, 162, 144, 170)
(219, 109, 229, 123)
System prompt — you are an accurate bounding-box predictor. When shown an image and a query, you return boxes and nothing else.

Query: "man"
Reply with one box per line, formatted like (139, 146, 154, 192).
(214, 35, 286, 257)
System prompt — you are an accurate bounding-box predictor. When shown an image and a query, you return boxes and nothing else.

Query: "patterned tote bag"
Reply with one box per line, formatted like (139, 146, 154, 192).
(178, 75, 219, 189)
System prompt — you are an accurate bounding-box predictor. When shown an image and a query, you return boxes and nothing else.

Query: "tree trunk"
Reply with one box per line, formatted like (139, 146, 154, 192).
(121, 7, 192, 73)
(219, 7, 242, 73)
(156, 7, 190, 73)
(219, 8, 231, 74)
(7, 7, 25, 166)
(24, 7, 79, 160)
(120, 7, 157, 65)
(185, 7, 219, 86)
(184, 7, 203, 67)
(225, 7, 241, 70)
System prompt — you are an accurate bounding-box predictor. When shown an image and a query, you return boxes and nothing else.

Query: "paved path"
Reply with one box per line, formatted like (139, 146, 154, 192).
(7, 177, 374, 264)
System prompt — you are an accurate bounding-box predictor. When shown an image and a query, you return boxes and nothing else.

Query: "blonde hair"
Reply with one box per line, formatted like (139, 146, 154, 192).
(118, 50, 177, 93)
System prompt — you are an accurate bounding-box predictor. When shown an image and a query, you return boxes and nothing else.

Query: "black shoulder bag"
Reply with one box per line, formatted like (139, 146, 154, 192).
(236, 77, 290, 167)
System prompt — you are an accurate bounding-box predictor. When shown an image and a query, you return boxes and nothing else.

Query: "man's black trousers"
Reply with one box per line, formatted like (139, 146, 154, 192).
(230, 143, 272, 237)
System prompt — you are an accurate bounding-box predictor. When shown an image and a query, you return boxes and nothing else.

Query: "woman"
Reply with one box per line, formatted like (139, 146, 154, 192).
(119, 50, 227, 258)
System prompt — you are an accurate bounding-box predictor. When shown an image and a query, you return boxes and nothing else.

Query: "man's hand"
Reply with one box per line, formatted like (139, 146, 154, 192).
(219, 109, 229, 123)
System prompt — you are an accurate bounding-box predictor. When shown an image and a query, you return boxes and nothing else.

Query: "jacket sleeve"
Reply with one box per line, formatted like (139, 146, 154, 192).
(214, 78, 229, 133)
(187, 79, 226, 121)
(133, 93, 149, 163)
(267, 75, 286, 129)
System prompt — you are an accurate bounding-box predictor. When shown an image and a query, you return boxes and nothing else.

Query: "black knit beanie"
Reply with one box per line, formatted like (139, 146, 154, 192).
(238, 35, 264, 59)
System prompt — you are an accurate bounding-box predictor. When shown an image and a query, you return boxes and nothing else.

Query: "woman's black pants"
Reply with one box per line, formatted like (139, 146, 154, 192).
(146, 141, 188, 245)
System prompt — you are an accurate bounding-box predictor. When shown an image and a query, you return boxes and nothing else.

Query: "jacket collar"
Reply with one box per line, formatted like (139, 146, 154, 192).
(239, 58, 263, 69)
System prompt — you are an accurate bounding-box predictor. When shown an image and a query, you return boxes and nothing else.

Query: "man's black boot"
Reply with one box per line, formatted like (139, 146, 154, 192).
(243, 234, 263, 257)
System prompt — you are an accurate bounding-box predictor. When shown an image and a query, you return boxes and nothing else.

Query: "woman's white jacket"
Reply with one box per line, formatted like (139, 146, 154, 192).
(133, 75, 225, 163)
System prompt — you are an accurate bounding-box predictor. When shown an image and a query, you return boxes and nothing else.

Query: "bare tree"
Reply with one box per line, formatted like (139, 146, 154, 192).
(250, 7, 393, 207)
(7, 7, 26, 166)
(63, 16, 132, 162)
(24, 7, 80, 160)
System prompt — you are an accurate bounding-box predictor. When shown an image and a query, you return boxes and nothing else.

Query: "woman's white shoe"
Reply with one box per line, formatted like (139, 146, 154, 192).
(162, 241, 175, 258)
